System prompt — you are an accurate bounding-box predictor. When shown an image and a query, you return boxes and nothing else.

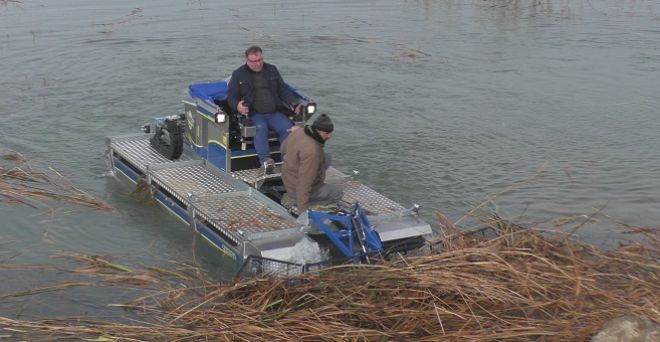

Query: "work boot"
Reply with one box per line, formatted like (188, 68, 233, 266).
(261, 158, 275, 174)
(281, 193, 295, 208)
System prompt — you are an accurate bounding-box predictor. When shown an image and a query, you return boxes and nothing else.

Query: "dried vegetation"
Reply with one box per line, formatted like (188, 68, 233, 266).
(0, 210, 657, 341)
(0, 151, 113, 210)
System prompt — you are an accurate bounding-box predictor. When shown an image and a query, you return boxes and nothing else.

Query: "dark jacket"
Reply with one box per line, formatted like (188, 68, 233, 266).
(226, 63, 298, 114)
(280, 127, 328, 211)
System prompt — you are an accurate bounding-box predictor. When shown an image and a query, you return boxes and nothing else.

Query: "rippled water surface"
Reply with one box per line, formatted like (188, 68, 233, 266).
(1, 0, 659, 317)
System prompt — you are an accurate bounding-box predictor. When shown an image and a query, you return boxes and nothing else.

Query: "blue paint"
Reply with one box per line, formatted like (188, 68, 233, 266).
(308, 204, 383, 262)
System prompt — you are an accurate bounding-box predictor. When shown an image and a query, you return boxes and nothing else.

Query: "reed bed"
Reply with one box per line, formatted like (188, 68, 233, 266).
(0, 151, 113, 210)
(0, 212, 657, 341)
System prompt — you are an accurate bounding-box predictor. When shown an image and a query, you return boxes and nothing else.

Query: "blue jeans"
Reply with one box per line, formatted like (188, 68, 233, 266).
(250, 111, 292, 163)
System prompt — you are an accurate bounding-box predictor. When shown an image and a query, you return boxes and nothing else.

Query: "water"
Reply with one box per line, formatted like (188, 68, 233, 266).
(1, 0, 659, 318)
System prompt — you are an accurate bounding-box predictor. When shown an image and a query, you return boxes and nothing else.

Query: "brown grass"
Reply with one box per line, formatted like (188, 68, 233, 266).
(0, 211, 657, 341)
(0, 151, 113, 210)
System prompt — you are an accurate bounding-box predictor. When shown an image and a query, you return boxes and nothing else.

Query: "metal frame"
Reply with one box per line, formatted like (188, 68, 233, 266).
(307, 204, 384, 263)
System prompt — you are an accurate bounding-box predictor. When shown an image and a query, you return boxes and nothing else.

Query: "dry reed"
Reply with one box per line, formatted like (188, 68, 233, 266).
(0, 211, 657, 341)
(0, 151, 113, 210)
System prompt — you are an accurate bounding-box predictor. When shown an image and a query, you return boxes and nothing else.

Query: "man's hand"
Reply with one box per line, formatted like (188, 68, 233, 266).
(292, 104, 302, 115)
(237, 100, 249, 116)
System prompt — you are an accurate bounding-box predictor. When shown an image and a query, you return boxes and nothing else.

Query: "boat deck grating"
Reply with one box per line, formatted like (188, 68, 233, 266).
(110, 134, 191, 173)
(109, 135, 299, 237)
(151, 164, 239, 198)
(195, 196, 300, 235)
(231, 167, 283, 185)
(282, 168, 405, 216)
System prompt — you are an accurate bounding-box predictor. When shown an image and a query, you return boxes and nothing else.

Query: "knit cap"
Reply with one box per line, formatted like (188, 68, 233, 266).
(311, 114, 333, 133)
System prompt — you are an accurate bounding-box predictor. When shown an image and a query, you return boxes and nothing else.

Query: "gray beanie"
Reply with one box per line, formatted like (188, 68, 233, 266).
(311, 114, 334, 133)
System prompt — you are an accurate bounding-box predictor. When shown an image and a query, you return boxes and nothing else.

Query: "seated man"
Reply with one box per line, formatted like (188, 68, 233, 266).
(280, 114, 343, 212)
(227, 45, 300, 172)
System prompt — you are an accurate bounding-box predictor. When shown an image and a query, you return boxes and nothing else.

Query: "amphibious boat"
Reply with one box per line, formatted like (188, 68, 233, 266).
(106, 80, 432, 275)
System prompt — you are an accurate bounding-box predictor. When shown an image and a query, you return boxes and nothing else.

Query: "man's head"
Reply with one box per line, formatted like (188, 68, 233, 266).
(311, 114, 334, 141)
(244, 45, 264, 72)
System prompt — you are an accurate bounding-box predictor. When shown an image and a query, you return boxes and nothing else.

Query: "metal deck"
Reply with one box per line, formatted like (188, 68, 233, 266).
(281, 167, 406, 216)
(326, 168, 404, 215)
(109, 134, 192, 171)
(108, 134, 300, 241)
(231, 167, 283, 187)
(108, 135, 412, 219)
(108, 134, 430, 257)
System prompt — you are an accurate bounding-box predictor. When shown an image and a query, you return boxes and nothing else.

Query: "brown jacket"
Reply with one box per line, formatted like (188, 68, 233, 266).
(280, 127, 327, 210)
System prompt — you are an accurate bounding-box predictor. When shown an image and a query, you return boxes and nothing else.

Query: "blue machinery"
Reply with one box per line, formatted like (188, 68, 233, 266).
(308, 203, 384, 263)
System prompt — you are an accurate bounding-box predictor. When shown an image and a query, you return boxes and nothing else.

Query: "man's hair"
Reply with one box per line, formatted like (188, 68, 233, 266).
(245, 46, 263, 57)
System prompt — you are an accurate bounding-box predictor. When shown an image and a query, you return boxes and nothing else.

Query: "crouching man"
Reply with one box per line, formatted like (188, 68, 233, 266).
(280, 114, 343, 212)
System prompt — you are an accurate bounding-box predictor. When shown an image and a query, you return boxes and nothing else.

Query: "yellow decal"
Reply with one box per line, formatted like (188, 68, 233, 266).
(201, 235, 238, 260)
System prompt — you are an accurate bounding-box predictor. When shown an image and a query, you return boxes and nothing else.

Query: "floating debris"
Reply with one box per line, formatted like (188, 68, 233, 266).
(0, 150, 113, 211)
(129, 174, 152, 202)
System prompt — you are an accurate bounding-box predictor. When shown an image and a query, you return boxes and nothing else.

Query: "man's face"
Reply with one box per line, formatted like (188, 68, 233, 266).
(318, 131, 332, 141)
(246, 52, 264, 72)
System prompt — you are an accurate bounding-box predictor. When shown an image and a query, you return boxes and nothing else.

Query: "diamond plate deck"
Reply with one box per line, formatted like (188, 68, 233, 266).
(109, 134, 191, 173)
(231, 167, 283, 185)
(336, 180, 404, 215)
(151, 163, 239, 201)
(194, 196, 300, 236)
(283, 167, 405, 216)
(108, 134, 300, 240)
(326, 167, 404, 214)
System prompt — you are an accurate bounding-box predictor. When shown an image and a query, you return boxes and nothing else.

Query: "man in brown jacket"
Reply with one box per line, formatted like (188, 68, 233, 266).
(280, 114, 344, 212)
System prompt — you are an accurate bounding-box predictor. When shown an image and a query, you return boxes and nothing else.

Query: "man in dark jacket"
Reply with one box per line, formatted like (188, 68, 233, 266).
(281, 114, 343, 212)
(227, 46, 300, 172)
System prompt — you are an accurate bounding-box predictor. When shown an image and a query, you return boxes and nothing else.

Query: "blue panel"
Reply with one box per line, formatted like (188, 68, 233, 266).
(152, 192, 241, 262)
(207, 142, 227, 170)
(194, 222, 241, 262)
(230, 148, 257, 157)
(153, 191, 190, 222)
(189, 128, 230, 170)
(189, 81, 229, 102)
(113, 157, 141, 182)
(193, 145, 207, 160)
(195, 104, 216, 119)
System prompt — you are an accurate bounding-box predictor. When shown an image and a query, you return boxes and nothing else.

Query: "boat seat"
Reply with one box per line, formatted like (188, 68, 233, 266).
(196, 81, 306, 148)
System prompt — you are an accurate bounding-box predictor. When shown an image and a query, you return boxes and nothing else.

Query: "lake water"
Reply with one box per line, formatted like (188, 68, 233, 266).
(1, 0, 659, 318)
